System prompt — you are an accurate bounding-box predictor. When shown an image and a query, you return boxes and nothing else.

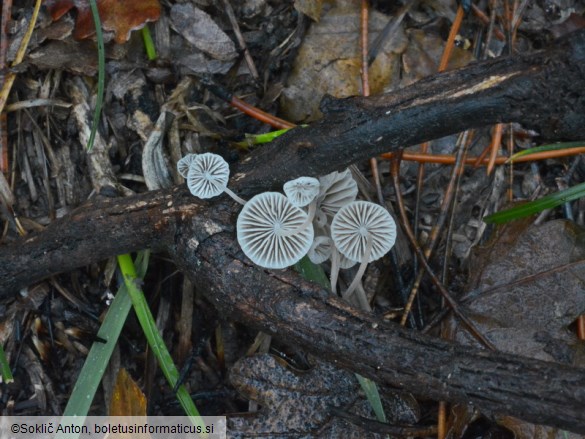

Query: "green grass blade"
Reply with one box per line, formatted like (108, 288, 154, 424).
(236, 128, 293, 148)
(235, 125, 309, 149)
(141, 26, 157, 61)
(116, 254, 204, 422)
(87, 0, 105, 151)
(484, 181, 585, 224)
(62, 252, 150, 417)
(507, 141, 585, 162)
(62, 281, 133, 416)
(355, 374, 387, 423)
(0, 342, 14, 383)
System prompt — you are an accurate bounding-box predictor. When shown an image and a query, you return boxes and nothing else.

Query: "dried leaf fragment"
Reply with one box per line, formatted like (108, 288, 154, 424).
(294, 0, 324, 22)
(44, 0, 162, 44)
(110, 368, 147, 416)
(170, 3, 237, 61)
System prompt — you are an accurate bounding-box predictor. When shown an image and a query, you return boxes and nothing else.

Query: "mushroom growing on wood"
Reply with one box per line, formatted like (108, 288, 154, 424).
(307, 236, 333, 265)
(316, 169, 358, 220)
(237, 192, 314, 269)
(186, 153, 246, 204)
(331, 200, 396, 306)
(283, 177, 320, 207)
(176, 153, 198, 178)
(282, 176, 320, 236)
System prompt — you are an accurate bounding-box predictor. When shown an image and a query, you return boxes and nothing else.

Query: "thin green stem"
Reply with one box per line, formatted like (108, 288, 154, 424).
(0, 342, 14, 383)
(141, 26, 157, 61)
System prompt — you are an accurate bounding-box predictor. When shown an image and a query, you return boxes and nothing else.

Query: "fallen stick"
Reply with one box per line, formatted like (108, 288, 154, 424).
(2, 30, 585, 433)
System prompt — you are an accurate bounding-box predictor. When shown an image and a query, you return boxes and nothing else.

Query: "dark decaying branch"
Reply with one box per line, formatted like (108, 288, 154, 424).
(1, 31, 585, 433)
(232, 29, 585, 195)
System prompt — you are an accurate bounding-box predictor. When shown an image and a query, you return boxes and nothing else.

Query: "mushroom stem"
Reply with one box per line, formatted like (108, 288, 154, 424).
(355, 283, 372, 312)
(223, 187, 247, 205)
(330, 246, 341, 294)
(281, 201, 316, 236)
(342, 235, 373, 304)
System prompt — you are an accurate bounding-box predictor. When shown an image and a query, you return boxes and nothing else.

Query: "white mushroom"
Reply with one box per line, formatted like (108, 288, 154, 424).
(338, 252, 358, 269)
(331, 201, 396, 262)
(330, 200, 396, 304)
(316, 169, 358, 219)
(329, 246, 358, 295)
(237, 192, 314, 269)
(186, 153, 246, 204)
(314, 209, 328, 228)
(307, 236, 333, 265)
(282, 176, 320, 236)
(177, 153, 198, 178)
(283, 177, 320, 207)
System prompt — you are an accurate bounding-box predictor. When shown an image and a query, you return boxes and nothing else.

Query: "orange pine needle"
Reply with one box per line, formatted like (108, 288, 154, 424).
(577, 315, 585, 340)
(381, 146, 585, 165)
(438, 5, 465, 72)
(230, 95, 295, 130)
(487, 123, 503, 175)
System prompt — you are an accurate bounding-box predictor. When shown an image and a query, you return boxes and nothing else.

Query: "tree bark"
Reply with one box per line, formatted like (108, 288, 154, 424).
(2, 30, 585, 433)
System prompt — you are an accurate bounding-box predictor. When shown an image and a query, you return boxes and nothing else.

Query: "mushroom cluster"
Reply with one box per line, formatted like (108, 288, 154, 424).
(179, 153, 397, 308)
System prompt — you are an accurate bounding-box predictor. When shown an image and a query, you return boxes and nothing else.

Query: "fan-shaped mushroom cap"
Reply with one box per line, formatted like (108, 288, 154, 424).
(283, 177, 320, 207)
(331, 201, 396, 263)
(237, 192, 314, 269)
(308, 236, 333, 264)
(186, 153, 230, 199)
(177, 153, 198, 178)
(317, 169, 358, 218)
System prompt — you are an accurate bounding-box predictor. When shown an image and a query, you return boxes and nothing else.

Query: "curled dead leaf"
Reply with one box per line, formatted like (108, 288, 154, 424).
(44, 0, 161, 44)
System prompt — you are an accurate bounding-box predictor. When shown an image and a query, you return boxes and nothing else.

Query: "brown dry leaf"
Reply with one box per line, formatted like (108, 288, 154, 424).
(170, 3, 237, 61)
(498, 415, 584, 439)
(280, 0, 408, 122)
(448, 219, 585, 438)
(229, 354, 416, 438)
(28, 40, 98, 75)
(294, 0, 324, 22)
(109, 368, 147, 416)
(108, 368, 150, 439)
(44, 0, 161, 44)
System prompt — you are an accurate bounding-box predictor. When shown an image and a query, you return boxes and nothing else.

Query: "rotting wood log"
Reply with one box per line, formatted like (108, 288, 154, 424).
(1, 191, 585, 432)
(1, 30, 585, 432)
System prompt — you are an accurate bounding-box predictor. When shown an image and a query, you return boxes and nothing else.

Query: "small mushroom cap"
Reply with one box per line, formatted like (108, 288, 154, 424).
(331, 201, 396, 263)
(237, 192, 314, 269)
(317, 169, 358, 218)
(177, 153, 198, 178)
(283, 177, 320, 207)
(308, 236, 333, 264)
(339, 253, 358, 269)
(186, 153, 230, 199)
